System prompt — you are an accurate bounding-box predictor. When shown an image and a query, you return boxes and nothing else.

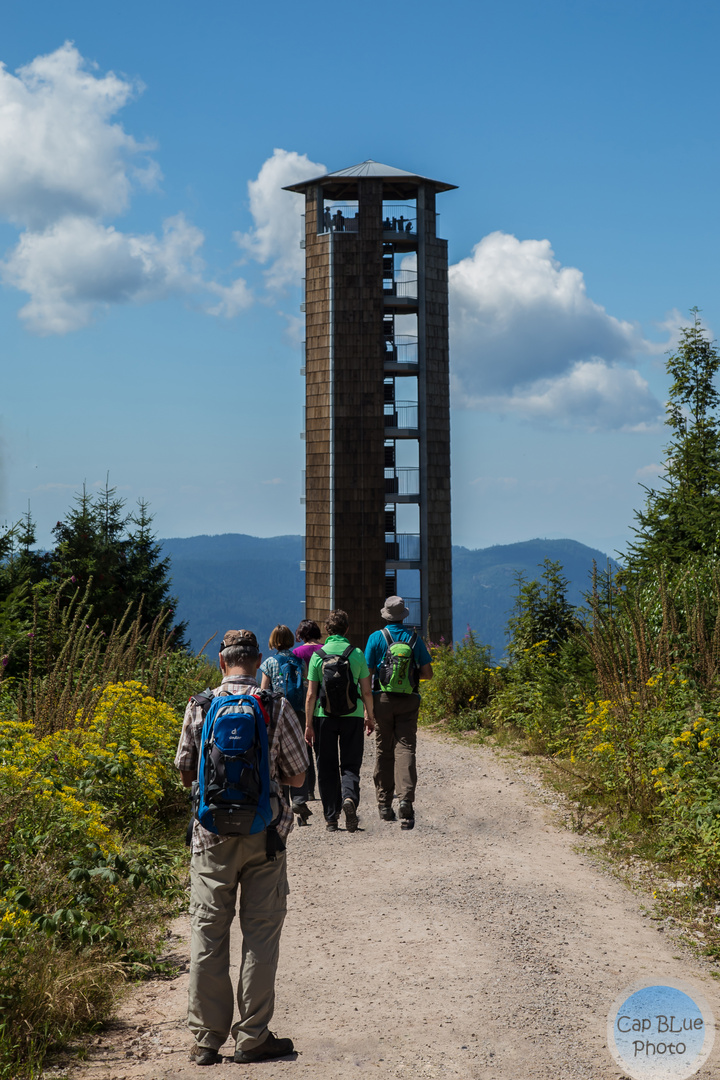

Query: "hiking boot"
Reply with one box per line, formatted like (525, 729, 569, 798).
(326, 818, 339, 831)
(343, 797, 359, 832)
(190, 1046, 222, 1066)
(234, 1032, 294, 1063)
(378, 804, 396, 821)
(294, 802, 312, 824)
(398, 800, 414, 830)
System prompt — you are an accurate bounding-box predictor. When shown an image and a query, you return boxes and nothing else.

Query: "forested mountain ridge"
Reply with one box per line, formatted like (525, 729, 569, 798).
(161, 533, 617, 658)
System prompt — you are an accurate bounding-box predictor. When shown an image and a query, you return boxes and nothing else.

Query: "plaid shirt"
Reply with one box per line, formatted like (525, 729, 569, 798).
(174, 674, 309, 854)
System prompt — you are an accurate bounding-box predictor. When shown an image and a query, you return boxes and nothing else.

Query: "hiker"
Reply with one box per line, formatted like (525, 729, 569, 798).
(364, 596, 433, 830)
(305, 609, 375, 832)
(260, 625, 311, 823)
(292, 619, 325, 801)
(175, 629, 308, 1066)
(292, 618, 324, 666)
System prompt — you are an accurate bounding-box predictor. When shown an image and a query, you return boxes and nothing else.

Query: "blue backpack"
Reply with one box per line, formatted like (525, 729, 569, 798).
(274, 652, 305, 715)
(195, 692, 280, 837)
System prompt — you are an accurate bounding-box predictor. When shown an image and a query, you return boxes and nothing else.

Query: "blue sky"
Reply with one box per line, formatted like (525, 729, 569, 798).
(1, 0, 719, 558)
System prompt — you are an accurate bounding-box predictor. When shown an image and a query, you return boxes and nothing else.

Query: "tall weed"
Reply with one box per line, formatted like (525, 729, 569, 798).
(10, 585, 179, 736)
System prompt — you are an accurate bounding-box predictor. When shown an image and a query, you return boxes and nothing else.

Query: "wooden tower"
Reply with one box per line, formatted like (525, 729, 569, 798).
(285, 160, 456, 646)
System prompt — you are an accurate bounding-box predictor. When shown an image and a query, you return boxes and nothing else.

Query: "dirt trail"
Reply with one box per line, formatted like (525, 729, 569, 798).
(67, 732, 720, 1079)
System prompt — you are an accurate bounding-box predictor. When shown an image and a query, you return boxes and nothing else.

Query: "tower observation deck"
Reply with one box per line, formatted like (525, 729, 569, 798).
(285, 160, 456, 646)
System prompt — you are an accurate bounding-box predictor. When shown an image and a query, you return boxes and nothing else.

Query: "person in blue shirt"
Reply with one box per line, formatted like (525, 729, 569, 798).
(364, 596, 433, 829)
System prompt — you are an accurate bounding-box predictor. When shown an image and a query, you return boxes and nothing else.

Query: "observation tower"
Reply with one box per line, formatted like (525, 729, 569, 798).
(285, 160, 455, 645)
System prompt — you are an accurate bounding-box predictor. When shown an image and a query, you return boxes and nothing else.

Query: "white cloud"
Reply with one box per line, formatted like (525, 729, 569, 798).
(649, 308, 688, 357)
(206, 277, 253, 319)
(457, 359, 662, 431)
(1, 214, 211, 333)
(449, 233, 647, 391)
(0, 44, 252, 333)
(235, 148, 325, 290)
(449, 232, 666, 429)
(636, 462, 664, 479)
(0, 42, 157, 230)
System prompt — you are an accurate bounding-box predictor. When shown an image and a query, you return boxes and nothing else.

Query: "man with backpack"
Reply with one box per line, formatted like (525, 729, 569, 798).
(364, 596, 433, 830)
(304, 609, 375, 832)
(175, 629, 308, 1066)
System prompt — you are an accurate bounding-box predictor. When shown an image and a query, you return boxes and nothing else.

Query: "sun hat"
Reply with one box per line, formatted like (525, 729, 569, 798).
(381, 596, 410, 621)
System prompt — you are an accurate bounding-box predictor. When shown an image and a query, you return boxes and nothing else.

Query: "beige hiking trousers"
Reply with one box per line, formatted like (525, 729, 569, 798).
(188, 832, 288, 1052)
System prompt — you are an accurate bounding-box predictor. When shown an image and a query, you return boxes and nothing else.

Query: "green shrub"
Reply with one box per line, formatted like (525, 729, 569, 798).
(579, 672, 720, 884)
(489, 634, 591, 754)
(419, 632, 503, 731)
(652, 709, 720, 883)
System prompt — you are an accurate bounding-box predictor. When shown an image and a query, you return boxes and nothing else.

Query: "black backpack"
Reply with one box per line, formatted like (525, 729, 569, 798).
(317, 645, 359, 716)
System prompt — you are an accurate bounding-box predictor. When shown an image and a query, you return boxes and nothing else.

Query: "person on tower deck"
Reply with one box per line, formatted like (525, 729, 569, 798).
(175, 629, 308, 1066)
(304, 609, 375, 833)
(364, 596, 433, 830)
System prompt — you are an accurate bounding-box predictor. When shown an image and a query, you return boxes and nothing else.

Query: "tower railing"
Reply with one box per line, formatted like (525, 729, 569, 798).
(384, 335, 418, 364)
(384, 467, 420, 495)
(383, 270, 417, 299)
(384, 402, 418, 430)
(403, 598, 421, 627)
(385, 533, 421, 561)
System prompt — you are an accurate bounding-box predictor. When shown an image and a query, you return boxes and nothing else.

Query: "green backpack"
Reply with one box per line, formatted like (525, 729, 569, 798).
(377, 628, 419, 694)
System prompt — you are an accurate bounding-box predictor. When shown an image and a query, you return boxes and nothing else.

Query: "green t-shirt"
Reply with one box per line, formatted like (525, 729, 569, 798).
(307, 635, 369, 718)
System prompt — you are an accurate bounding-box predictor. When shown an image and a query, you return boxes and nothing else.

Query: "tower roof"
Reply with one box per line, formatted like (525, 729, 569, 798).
(283, 159, 457, 200)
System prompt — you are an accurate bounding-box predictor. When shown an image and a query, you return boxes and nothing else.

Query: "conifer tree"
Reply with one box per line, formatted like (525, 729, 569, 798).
(50, 482, 129, 629)
(50, 483, 185, 644)
(126, 499, 187, 645)
(506, 559, 576, 658)
(0, 511, 48, 596)
(627, 311, 720, 568)
(0, 512, 50, 671)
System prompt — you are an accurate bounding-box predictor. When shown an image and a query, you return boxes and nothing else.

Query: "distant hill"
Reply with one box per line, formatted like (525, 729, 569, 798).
(452, 538, 619, 658)
(160, 534, 304, 657)
(161, 534, 618, 659)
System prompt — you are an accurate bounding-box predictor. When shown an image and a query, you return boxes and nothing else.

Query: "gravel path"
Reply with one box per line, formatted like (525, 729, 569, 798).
(67, 731, 720, 1079)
